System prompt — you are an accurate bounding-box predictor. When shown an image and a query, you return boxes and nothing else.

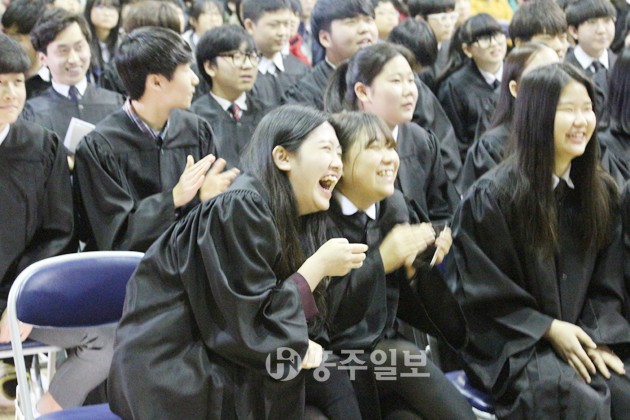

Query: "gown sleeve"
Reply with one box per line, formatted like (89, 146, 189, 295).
(74, 133, 178, 251)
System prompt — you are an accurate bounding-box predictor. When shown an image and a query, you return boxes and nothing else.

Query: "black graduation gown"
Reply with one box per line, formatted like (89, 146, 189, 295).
(251, 54, 310, 107)
(282, 60, 334, 110)
(189, 93, 267, 168)
(452, 164, 630, 418)
(321, 191, 467, 352)
(25, 73, 51, 100)
(0, 120, 76, 305)
(395, 123, 455, 223)
(458, 123, 510, 194)
(108, 174, 313, 420)
(412, 76, 463, 191)
(21, 84, 124, 141)
(437, 60, 500, 163)
(621, 181, 630, 306)
(599, 124, 630, 189)
(73, 109, 217, 251)
(564, 49, 616, 120)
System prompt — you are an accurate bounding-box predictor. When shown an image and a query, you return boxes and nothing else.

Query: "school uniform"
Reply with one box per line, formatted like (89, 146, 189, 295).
(251, 53, 309, 107)
(317, 191, 471, 420)
(74, 107, 217, 251)
(458, 122, 509, 193)
(394, 123, 456, 223)
(452, 163, 630, 419)
(599, 124, 630, 189)
(438, 60, 501, 163)
(21, 80, 124, 141)
(565, 46, 616, 120)
(108, 173, 318, 419)
(189, 91, 267, 168)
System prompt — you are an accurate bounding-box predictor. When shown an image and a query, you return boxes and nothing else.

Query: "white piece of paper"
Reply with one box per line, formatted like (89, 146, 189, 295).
(63, 117, 95, 154)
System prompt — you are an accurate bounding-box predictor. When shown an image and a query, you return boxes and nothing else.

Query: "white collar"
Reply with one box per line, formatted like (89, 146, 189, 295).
(573, 45, 609, 70)
(52, 78, 88, 98)
(37, 65, 51, 82)
(209, 92, 248, 112)
(552, 164, 575, 190)
(478, 64, 503, 86)
(334, 192, 377, 220)
(0, 124, 10, 147)
(391, 125, 399, 143)
(258, 52, 285, 75)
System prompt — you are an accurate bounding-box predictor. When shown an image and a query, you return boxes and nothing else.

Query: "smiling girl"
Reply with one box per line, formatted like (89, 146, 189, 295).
(452, 63, 630, 419)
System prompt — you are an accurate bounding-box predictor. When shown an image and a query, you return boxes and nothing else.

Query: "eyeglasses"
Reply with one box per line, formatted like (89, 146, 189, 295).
(473, 32, 506, 49)
(427, 11, 458, 24)
(217, 51, 261, 67)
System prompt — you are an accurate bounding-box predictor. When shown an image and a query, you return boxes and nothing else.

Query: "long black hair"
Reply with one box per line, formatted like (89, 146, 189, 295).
(508, 62, 615, 256)
(242, 105, 331, 323)
(604, 47, 630, 134)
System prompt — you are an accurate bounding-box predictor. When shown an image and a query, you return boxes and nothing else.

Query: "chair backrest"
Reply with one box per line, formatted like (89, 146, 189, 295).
(9, 251, 143, 328)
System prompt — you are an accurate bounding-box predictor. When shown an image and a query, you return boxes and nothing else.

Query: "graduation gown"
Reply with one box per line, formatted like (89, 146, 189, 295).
(621, 181, 630, 305)
(25, 73, 51, 100)
(21, 84, 124, 141)
(437, 60, 500, 163)
(412, 76, 463, 190)
(189, 93, 267, 168)
(395, 123, 455, 223)
(282, 60, 334, 110)
(0, 120, 76, 305)
(74, 109, 217, 251)
(251, 54, 310, 107)
(599, 124, 630, 189)
(458, 123, 510, 193)
(321, 191, 467, 352)
(452, 164, 630, 418)
(108, 174, 314, 420)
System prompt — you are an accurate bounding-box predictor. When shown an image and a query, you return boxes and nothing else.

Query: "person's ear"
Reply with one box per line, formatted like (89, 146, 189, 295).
(513, 37, 523, 47)
(272, 145, 292, 172)
(243, 18, 256, 35)
(508, 80, 518, 98)
(568, 25, 579, 42)
(354, 82, 370, 104)
(461, 43, 473, 58)
(319, 30, 332, 49)
(203, 61, 217, 78)
(145, 74, 163, 93)
(38, 51, 48, 67)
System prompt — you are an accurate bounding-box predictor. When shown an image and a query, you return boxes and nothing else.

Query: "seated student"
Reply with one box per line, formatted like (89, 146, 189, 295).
(407, 0, 457, 76)
(373, 0, 399, 40)
(565, 0, 617, 118)
(182, 0, 224, 53)
(190, 25, 268, 168)
(459, 42, 559, 193)
(21, 9, 124, 143)
(509, 0, 569, 60)
(388, 18, 439, 91)
(99, 0, 184, 96)
(74, 27, 239, 252)
(108, 105, 369, 419)
(282, 0, 377, 110)
(84, 0, 122, 84)
(286, 0, 312, 66)
(316, 112, 474, 420)
(1, 0, 51, 99)
(326, 43, 455, 223)
(437, 13, 507, 164)
(598, 47, 630, 189)
(242, 0, 309, 106)
(0, 33, 115, 416)
(452, 62, 630, 419)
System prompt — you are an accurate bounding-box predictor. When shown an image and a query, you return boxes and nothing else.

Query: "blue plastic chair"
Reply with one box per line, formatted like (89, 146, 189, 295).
(445, 370, 496, 419)
(7, 251, 143, 420)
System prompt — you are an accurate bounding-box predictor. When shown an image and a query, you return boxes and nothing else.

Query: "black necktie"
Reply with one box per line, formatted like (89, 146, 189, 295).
(68, 85, 80, 105)
(555, 178, 569, 203)
(491, 79, 500, 90)
(353, 211, 368, 228)
(590, 61, 603, 74)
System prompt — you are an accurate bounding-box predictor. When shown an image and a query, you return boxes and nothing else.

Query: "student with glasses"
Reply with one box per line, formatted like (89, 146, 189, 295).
(190, 25, 269, 168)
(437, 13, 507, 164)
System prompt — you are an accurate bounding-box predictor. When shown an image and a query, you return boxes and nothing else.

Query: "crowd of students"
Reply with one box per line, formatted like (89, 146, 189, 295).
(1, 0, 630, 418)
